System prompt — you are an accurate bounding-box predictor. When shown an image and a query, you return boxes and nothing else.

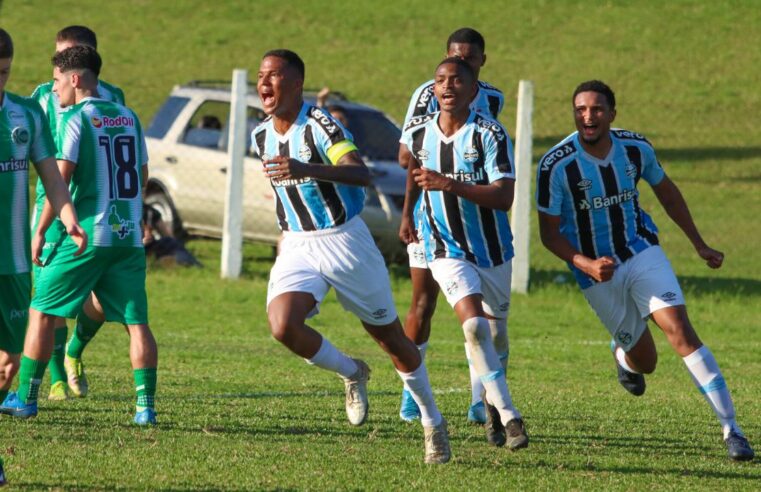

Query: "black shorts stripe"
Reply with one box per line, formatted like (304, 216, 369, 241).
(624, 145, 643, 183)
(564, 161, 597, 258)
(303, 126, 347, 226)
(599, 164, 634, 262)
(439, 141, 476, 263)
(278, 140, 316, 231)
(633, 196, 659, 246)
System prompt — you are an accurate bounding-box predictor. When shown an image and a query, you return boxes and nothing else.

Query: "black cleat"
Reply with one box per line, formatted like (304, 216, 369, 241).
(481, 390, 506, 447)
(504, 418, 529, 450)
(616, 360, 646, 396)
(725, 432, 755, 461)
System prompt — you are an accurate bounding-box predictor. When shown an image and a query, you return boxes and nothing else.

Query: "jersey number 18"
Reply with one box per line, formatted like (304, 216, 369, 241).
(98, 134, 138, 199)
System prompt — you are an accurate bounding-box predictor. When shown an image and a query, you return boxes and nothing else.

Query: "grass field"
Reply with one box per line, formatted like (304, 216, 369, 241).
(1, 0, 760, 489)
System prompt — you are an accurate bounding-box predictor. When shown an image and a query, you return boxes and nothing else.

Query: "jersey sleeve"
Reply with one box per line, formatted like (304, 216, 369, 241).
(536, 157, 564, 216)
(28, 104, 56, 163)
(400, 81, 436, 141)
(113, 87, 126, 105)
(311, 108, 358, 164)
(134, 113, 148, 166)
(482, 122, 515, 183)
(640, 143, 665, 185)
(56, 111, 82, 164)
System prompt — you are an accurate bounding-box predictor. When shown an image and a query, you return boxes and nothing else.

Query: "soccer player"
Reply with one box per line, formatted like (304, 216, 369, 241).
(252, 49, 450, 464)
(0, 29, 85, 414)
(30, 26, 125, 401)
(398, 27, 504, 425)
(1, 46, 158, 426)
(399, 57, 528, 450)
(536, 80, 754, 461)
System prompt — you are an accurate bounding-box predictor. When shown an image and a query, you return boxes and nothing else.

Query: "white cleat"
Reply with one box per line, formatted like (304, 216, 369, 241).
(341, 359, 370, 426)
(64, 354, 89, 398)
(424, 417, 451, 464)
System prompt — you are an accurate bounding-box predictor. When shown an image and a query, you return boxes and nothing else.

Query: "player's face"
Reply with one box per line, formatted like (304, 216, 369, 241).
(447, 43, 485, 79)
(574, 91, 616, 145)
(53, 66, 77, 107)
(55, 40, 77, 53)
(0, 58, 11, 94)
(434, 62, 476, 114)
(257, 56, 303, 117)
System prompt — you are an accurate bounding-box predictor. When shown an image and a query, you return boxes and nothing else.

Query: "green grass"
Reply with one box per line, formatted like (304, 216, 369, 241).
(1, 0, 760, 489)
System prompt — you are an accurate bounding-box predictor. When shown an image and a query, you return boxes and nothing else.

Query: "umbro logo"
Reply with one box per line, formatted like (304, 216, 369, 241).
(577, 179, 592, 191)
(499, 302, 509, 312)
(617, 332, 632, 346)
(416, 149, 429, 161)
(371, 308, 388, 320)
(661, 292, 677, 301)
(444, 280, 458, 296)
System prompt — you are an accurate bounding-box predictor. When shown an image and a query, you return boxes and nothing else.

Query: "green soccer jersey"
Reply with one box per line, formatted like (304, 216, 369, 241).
(57, 97, 148, 248)
(0, 91, 56, 274)
(31, 80, 125, 214)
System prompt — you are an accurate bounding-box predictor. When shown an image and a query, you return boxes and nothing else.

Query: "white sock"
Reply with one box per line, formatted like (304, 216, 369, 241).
(615, 347, 640, 374)
(488, 318, 509, 370)
(682, 345, 741, 438)
(464, 342, 483, 405)
(306, 337, 358, 379)
(463, 317, 520, 424)
(396, 363, 442, 427)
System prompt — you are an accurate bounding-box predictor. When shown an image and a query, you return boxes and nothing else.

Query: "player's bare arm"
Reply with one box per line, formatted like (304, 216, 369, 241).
(414, 169, 514, 211)
(263, 151, 370, 186)
(32, 157, 87, 263)
(538, 211, 616, 282)
(650, 176, 723, 269)
(399, 146, 422, 244)
(398, 143, 414, 170)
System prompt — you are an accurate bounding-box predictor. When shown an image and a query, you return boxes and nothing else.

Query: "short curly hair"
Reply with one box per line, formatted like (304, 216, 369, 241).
(573, 80, 616, 110)
(0, 29, 13, 59)
(51, 45, 102, 77)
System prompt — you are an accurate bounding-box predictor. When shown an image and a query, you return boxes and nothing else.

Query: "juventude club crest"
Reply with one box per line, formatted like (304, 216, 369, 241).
(108, 205, 136, 239)
(11, 127, 29, 144)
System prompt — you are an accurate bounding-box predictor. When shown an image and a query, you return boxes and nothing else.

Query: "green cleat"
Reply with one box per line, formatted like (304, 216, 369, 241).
(64, 354, 89, 397)
(47, 381, 70, 401)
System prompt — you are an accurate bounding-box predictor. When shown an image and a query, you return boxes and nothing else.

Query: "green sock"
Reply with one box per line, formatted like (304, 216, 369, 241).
(134, 367, 157, 411)
(47, 326, 68, 384)
(17, 356, 47, 404)
(66, 312, 104, 359)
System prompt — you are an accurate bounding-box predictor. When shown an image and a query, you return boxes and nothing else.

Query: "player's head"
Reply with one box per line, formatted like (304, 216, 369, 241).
(434, 57, 477, 115)
(0, 29, 13, 94)
(572, 80, 617, 146)
(52, 45, 102, 107)
(446, 28, 486, 80)
(258, 49, 305, 117)
(56, 25, 97, 53)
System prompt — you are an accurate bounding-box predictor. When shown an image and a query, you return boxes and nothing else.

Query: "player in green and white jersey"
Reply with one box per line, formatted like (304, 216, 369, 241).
(2, 45, 158, 425)
(31, 26, 125, 401)
(0, 29, 86, 412)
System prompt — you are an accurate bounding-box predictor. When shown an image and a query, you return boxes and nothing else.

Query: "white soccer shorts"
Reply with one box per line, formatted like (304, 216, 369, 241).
(267, 216, 398, 326)
(582, 245, 685, 351)
(429, 257, 512, 318)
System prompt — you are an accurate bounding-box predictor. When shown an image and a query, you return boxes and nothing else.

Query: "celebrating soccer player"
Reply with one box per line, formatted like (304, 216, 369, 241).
(252, 49, 450, 464)
(398, 28, 505, 425)
(0, 29, 85, 415)
(30, 26, 126, 401)
(1, 46, 158, 426)
(536, 80, 754, 461)
(399, 58, 528, 450)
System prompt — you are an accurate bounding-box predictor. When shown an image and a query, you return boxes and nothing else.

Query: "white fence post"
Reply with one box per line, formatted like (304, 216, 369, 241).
(221, 69, 248, 279)
(511, 80, 533, 294)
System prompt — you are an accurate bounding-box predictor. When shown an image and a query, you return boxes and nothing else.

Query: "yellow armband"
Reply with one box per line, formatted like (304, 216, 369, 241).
(326, 140, 358, 164)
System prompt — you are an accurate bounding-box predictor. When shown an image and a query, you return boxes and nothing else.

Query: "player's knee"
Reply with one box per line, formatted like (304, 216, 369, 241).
(267, 311, 296, 344)
(462, 317, 489, 346)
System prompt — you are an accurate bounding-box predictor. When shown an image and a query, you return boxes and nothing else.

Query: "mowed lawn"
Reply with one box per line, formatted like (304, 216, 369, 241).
(1, 0, 760, 489)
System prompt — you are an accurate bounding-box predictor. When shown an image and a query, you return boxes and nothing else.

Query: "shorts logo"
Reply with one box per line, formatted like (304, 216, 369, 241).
(298, 144, 312, 162)
(108, 205, 136, 239)
(416, 149, 429, 161)
(625, 163, 638, 178)
(444, 279, 458, 296)
(412, 247, 426, 265)
(499, 302, 509, 312)
(577, 179, 592, 191)
(10, 309, 27, 321)
(661, 291, 677, 301)
(371, 308, 388, 320)
(11, 126, 29, 144)
(463, 147, 479, 163)
(617, 331, 632, 346)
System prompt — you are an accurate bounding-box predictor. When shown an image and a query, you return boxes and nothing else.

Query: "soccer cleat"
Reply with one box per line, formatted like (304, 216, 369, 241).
(481, 390, 506, 447)
(64, 354, 89, 397)
(0, 392, 37, 419)
(134, 408, 157, 426)
(423, 417, 451, 464)
(341, 359, 370, 426)
(725, 431, 754, 461)
(504, 418, 529, 450)
(399, 388, 421, 422)
(467, 400, 486, 424)
(615, 360, 646, 396)
(47, 381, 70, 401)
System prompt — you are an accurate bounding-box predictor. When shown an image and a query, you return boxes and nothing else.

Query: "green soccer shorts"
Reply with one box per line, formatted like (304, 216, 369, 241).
(0, 273, 31, 354)
(32, 239, 148, 325)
